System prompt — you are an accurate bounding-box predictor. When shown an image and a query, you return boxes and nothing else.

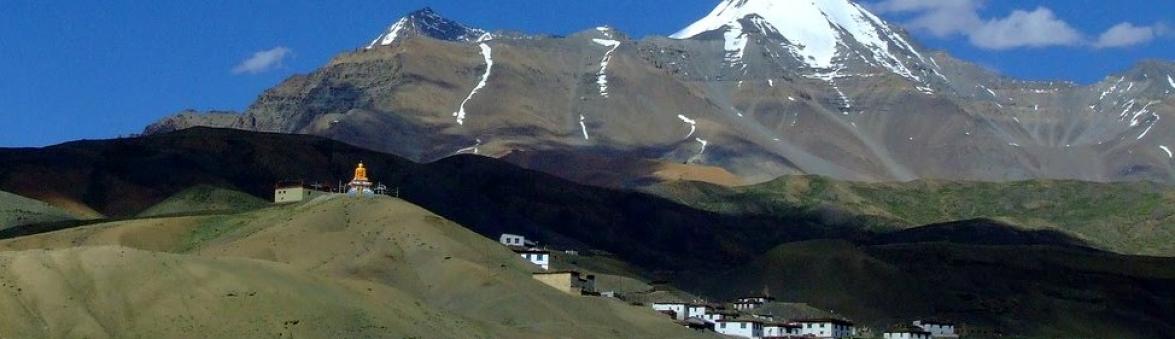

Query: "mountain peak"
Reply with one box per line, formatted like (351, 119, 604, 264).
(366, 7, 491, 49)
(672, 0, 933, 80)
(409, 7, 437, 16)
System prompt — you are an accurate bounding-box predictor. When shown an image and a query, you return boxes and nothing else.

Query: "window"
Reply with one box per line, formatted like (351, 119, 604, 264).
(720, 323, 726, 329)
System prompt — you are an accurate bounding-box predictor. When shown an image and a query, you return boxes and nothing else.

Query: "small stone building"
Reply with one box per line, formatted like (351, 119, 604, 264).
(274, 183, 330, 203)
(532, 271, 595, 295)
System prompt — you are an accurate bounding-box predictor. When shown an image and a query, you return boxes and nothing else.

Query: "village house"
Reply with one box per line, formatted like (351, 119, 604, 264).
(702, 309, 736, 324)
(512, 247, 550, 270)
(689, 304, 741, 325)
(794, 318, 855, 339)
(273, 182, 330, 203)
(687, 305, 716, 321)
(498, 233, 536, 247)
(763, 322, 803, 338)
(715, 318, 765, 338)
(652, 303, 694, 321)
(733, 296, 775, 310)
(752, 313, 775, 322)
(913, 320, 958, 338)
(532, 271, 595, 295)
(884, 324, 932, 339)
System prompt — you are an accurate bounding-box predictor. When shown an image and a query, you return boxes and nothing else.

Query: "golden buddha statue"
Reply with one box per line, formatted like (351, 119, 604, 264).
(353, 162, 369, 182)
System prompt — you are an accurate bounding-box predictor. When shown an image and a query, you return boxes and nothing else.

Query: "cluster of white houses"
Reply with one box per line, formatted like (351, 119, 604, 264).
(651, 298, 959, 339)
(495, 233, 961, 339)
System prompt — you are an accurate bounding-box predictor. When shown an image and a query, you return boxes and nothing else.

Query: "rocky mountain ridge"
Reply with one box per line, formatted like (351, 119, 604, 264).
(147, 0, 1175, 186)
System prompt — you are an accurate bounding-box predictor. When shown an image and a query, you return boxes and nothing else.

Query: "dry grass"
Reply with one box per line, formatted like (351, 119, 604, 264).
(0, 195, 715, 338)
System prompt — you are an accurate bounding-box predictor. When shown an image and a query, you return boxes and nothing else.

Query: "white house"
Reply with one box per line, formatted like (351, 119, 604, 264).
(715, 319, 764, 339)
(913, 320, 958, 338)
(700, 312, 728, 324)
(499, 233, 536, 247)
(273, 184, 330, 203)
(794, 318, 855, 339)
(763, 322, 802, 337)
(652, 303, 692, 321)
(733, 296, 775, 310)
(512, 248, 550, 270)
(884, 324, 932, 339)
(687, 305, 714, 321)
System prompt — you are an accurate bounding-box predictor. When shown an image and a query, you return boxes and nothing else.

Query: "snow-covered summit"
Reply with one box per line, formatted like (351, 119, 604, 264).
(672, 0, 934, 81)
(367, 7, 491, 49)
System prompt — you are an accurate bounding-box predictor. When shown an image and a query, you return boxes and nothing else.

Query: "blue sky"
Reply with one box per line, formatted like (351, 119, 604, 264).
(0, 0, 1171, 147)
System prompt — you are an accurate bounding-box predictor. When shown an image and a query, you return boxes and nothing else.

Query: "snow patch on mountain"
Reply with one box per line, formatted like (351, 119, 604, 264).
(368, 18, 408, 48)
(677, 114, 698, 138)
(1138, 117, 1159, 140)
(579, 115, 591, 140)
(454, 43, 494, 126)
(672, 0, 929, 81)
(1161, 145, 1173, 159)
(1168, 75, 1175, 89)
(723, 23, 749, 69)
(1100, 77, 1125, 101)
(456, 138, 482, 155)
(592, 39, 622, 98)
(368, 8, 490, 49)
(693, 137, 709, 161)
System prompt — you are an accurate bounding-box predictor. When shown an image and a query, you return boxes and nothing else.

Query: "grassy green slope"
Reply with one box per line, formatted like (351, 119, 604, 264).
(137, 185, 269, 217)
(653, 176, 1175, 256)
(0, 190, 77, 230)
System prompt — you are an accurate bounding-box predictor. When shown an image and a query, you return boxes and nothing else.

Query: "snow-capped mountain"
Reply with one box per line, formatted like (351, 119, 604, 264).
(147, 2, 1175, 186)
(671, 0, 940, 83)
(367, 7, 491, 48)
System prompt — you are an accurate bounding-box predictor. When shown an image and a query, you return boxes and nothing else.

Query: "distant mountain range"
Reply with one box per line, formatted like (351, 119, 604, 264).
(146, 0, 1175, 186)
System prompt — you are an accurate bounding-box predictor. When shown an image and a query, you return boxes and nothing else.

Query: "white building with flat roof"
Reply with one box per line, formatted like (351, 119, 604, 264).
(715, 319, 764, 338)
(652, 303, 692, 321)
(499, 233, 536, 247)
(794, 318, 855, 338)
(512, 247, 550, 270)
(763, 322, 803, 337)
(885, 324, 932, 339)
(687, 305, 715, 321)
(274, 184, 330, 204)
(733, 296, 775, 310)
(913, 320, 958, 338)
